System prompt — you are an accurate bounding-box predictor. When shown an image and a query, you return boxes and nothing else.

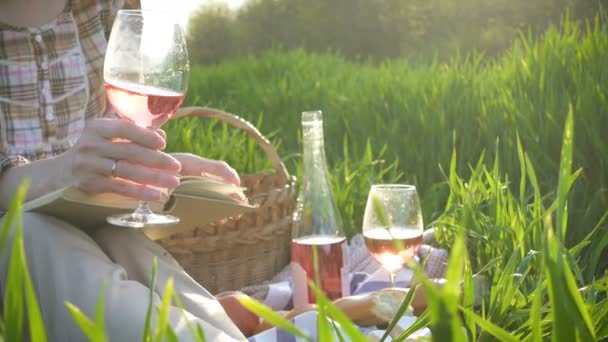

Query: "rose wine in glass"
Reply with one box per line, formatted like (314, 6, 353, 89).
(362, 185, 423, 287)
(103, 10, 189, 228)
(364, 226, 423, 273)
(104, 80, 185, 129)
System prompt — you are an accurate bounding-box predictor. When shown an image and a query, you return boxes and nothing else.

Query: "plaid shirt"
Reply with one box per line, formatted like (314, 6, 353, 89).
(0, 0, 125, 173)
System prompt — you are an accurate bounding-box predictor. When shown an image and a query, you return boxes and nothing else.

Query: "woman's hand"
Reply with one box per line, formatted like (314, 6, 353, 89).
(171, 152, 240, 186)
(171, 153, 247, 222)
(60, 119, 182, 201)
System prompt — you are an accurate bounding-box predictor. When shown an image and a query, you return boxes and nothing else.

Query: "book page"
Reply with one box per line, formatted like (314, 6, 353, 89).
(144, 194, 257, 239)
(174, 176, 247, 203)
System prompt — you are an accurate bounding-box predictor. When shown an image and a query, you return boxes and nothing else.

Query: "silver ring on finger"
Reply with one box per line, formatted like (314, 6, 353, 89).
(111, 159, 119, 178)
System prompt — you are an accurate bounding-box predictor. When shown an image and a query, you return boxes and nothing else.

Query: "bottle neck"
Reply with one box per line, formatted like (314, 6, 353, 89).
(296, 118, 343, 238)
(302, 120, 327, 171)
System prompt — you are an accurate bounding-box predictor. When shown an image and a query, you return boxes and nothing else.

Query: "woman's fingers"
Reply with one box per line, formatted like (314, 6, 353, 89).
(84, 157, 179, 189)
(68, 119, 183, 199)
(103, 177, 162, 201)
(74, 159, 175, 200)
(230, 192, 248, 204)
(156, 129, 167, 140)
(202, 160, 240, 186)
(78, 175, 162, 202)
(91, 119, 166, 150)
(108, 159, 180, 189)
(98, 139, 181, 173)
(173, 153, 241, 186)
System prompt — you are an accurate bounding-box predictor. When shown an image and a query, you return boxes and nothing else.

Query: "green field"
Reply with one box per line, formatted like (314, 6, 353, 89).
(166, 16, 608, 339)
(166, 16, 608, 250)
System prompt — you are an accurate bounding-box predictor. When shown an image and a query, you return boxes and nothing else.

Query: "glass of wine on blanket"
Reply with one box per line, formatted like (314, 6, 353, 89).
(103, 9, 189, 228)
(362, 184, 424, 287)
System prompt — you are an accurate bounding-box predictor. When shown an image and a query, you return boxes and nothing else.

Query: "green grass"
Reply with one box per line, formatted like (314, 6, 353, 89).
(166, 13, 608, 253)
(2, 108, 608, 340)
(1, 11, 608, 342)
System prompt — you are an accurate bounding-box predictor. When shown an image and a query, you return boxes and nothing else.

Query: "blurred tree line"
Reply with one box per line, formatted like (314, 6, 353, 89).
(187, 0, 605, 64)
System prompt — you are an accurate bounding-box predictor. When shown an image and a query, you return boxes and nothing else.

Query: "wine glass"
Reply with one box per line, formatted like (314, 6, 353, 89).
(362, 184, 423, 287)
(103, 10, 189, 228)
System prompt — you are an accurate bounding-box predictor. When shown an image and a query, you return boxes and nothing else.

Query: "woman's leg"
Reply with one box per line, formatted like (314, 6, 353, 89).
(92, 225, 247, 341)
(0, 213, 246, 342)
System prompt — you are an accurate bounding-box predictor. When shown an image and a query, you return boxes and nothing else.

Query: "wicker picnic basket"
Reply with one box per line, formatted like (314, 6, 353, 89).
(156, 106, 297, 294)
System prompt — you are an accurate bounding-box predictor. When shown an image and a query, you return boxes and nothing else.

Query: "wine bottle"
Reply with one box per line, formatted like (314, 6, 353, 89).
(291, 110, 347, 306)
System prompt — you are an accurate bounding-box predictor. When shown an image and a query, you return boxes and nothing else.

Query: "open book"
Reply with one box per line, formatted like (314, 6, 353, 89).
(23, 176, 257, 240)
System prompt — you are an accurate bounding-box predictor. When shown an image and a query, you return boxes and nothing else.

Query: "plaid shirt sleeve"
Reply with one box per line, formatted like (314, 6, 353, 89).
(99, 0, 127, 37)
(0, 154, 29, 174)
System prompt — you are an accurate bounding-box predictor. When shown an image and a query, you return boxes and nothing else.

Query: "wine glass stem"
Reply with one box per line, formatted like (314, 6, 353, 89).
(134, 201, 153, 217)
(388, 271, 396, 288)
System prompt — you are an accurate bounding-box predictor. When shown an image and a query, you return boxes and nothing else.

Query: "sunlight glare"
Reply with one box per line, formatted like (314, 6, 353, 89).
(141, 0, 246, 28)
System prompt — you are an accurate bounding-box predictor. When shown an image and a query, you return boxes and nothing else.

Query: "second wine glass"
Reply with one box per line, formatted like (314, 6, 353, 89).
(103, 10, 189, 228)
(362, 184, 423, 288)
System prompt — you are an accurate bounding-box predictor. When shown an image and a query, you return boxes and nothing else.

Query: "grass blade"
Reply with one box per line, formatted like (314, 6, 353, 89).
(195, 325, 208, 342)
(392, 310, 431, 342)
(142, 258, 159, 342)
(516, 132, 527, 209)
(555, 105, 574, 241)
(380, 285, 419, 342)
(311, 245, 332, 341)
(172, 290, 207, 341)
(406, 233, 466, 342)
(154, 278, 174, 342)
(309, 281, 368, 341)
(93, 284, 107, 339)
(64, 286, 108, 342)
(65, 303, 97, 339)
(3, 225, 24, 342)
(236, 295, 311, 341)
(462, 306, 519, 342)
(17, 192, 47, 342)
(2, 182, 29, 342)
(165, 327, 179, 342)
(544, 227, 595, 341)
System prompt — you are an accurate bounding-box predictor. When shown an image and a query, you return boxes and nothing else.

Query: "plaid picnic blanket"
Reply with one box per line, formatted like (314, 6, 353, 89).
(238, 234, 449, 311)
(239, 233, 448, 341)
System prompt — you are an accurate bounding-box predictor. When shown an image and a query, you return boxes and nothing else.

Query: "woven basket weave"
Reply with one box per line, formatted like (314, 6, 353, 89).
(156, 106, 297, 294)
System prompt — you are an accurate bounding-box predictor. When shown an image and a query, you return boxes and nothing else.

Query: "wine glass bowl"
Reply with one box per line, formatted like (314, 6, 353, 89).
(104, 10, 189, 129)
(103, 10, 189, 228)
(362, 184, 423, 287)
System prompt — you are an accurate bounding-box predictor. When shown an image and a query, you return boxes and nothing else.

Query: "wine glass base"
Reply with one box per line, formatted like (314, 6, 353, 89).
(106, 212, 180, 228)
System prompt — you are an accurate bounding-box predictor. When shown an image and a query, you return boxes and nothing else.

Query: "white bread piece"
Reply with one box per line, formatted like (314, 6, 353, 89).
(405, 327, 432, 341)
(256, 288, 422, 334)
(370, 288, 414, 323)
(388, 316, 418, 339)
(367, 330, 393, 342)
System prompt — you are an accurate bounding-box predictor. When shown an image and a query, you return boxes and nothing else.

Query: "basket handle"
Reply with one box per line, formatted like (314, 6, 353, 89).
(173, 106, 290, 184)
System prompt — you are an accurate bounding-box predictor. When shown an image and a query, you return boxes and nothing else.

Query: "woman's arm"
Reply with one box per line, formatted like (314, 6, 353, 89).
(0, 119, 181, 210)
(0, 155, 69, 208)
